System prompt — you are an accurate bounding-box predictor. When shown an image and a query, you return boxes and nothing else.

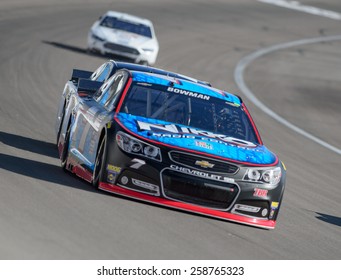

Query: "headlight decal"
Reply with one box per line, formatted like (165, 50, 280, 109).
(243, 166, 281, 186)
(116, 131, 161, 161)
(247, 169, 261, 181)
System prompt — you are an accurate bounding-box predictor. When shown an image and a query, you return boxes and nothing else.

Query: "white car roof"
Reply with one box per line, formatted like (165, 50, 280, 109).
(104, 11, 153, 27)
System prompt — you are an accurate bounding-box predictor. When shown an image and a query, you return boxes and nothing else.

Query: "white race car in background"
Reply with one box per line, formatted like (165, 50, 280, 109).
(87, 11, 159, 66)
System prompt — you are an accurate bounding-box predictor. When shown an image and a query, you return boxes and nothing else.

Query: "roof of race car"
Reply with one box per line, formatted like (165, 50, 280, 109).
(130, 71, 241, 105)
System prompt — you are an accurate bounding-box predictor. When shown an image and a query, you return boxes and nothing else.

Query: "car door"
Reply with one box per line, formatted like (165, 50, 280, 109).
(70, 71, 129, 171)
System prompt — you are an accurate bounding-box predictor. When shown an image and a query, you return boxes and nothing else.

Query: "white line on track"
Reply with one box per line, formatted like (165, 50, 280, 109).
(258, 0, 341, 20)
(234, 35, 341, 155)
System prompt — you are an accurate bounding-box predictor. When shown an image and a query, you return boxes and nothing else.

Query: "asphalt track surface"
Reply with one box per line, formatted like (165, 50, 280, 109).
(0, 0, 340, 259)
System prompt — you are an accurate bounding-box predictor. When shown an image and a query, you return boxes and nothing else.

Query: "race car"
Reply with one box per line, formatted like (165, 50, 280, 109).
(56, 63, 286, 229)
(87, 11, 159, 66)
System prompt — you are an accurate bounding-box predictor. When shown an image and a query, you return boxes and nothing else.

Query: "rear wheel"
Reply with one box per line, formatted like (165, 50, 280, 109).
(56, 102, 66, 145)
(60, 120, 71, 170)
(92, 136, 107, 187)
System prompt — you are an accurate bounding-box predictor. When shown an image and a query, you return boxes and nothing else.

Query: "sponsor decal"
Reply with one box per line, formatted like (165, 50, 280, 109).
(137, 120, 257, 148)
(170, 165, 234, 183)
(167, 87, 210, 100)
(253, 188, 268, 198)
(195, 141, 213, 150)
(270, 201, 279, 218)
(132, 179, 159, 193)
(130, 158, 146, 169)
(195, 160, 215, 169)
(107, 171, 117, 183)
(271, 201, 279, 209)
(107, 164, 121, 173)
(116, 113, 278, 165)
(234, 204, 261, 213)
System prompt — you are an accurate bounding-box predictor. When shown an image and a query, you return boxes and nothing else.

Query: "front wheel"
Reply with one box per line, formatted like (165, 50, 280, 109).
(92, 136, 107, 187)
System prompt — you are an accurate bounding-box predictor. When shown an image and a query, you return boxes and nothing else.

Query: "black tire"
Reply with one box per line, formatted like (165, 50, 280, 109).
(60, 120, 71, 170)
(92, 136, 107, 187)
(56, 104, 66, 145)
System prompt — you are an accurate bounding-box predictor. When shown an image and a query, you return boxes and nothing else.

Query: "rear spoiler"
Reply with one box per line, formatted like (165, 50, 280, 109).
(71, 69, 93, 83)
(77, 79, 102, 94)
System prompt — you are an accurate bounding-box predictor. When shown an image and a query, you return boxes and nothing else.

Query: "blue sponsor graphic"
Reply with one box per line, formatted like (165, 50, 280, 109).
(117, 113, 277, 165)
(132, 72, 241, 105)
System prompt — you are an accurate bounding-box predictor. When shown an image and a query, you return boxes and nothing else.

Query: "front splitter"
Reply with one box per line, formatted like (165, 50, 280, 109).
(99, 182, 276, 229)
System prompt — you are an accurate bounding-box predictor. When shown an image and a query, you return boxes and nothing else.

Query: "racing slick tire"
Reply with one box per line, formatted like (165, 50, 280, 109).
(56, 102, 66, 145)
(60, 119, 71, 171)
(92, 135, 107, 187)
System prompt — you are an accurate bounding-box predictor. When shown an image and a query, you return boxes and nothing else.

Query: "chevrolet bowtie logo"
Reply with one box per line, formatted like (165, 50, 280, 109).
(195, 160, 215, 168)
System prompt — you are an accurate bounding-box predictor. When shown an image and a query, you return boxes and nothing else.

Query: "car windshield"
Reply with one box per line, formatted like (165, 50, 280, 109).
(100, 16, 152, 38)
(120, 83, 259, 144)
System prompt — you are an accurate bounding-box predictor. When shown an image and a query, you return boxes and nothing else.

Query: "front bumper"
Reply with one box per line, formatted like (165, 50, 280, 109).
(88, 37, 157, 65)
(101, 128, 285, 229)
(99, 182, 276, 229)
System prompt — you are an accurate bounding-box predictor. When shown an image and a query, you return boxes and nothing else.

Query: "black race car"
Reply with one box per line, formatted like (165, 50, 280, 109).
(56, 61, 286, 229)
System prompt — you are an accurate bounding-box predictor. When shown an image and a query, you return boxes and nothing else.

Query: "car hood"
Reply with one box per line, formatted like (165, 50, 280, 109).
(116, 113, 277, 166)
(97, 26, 152, 47)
